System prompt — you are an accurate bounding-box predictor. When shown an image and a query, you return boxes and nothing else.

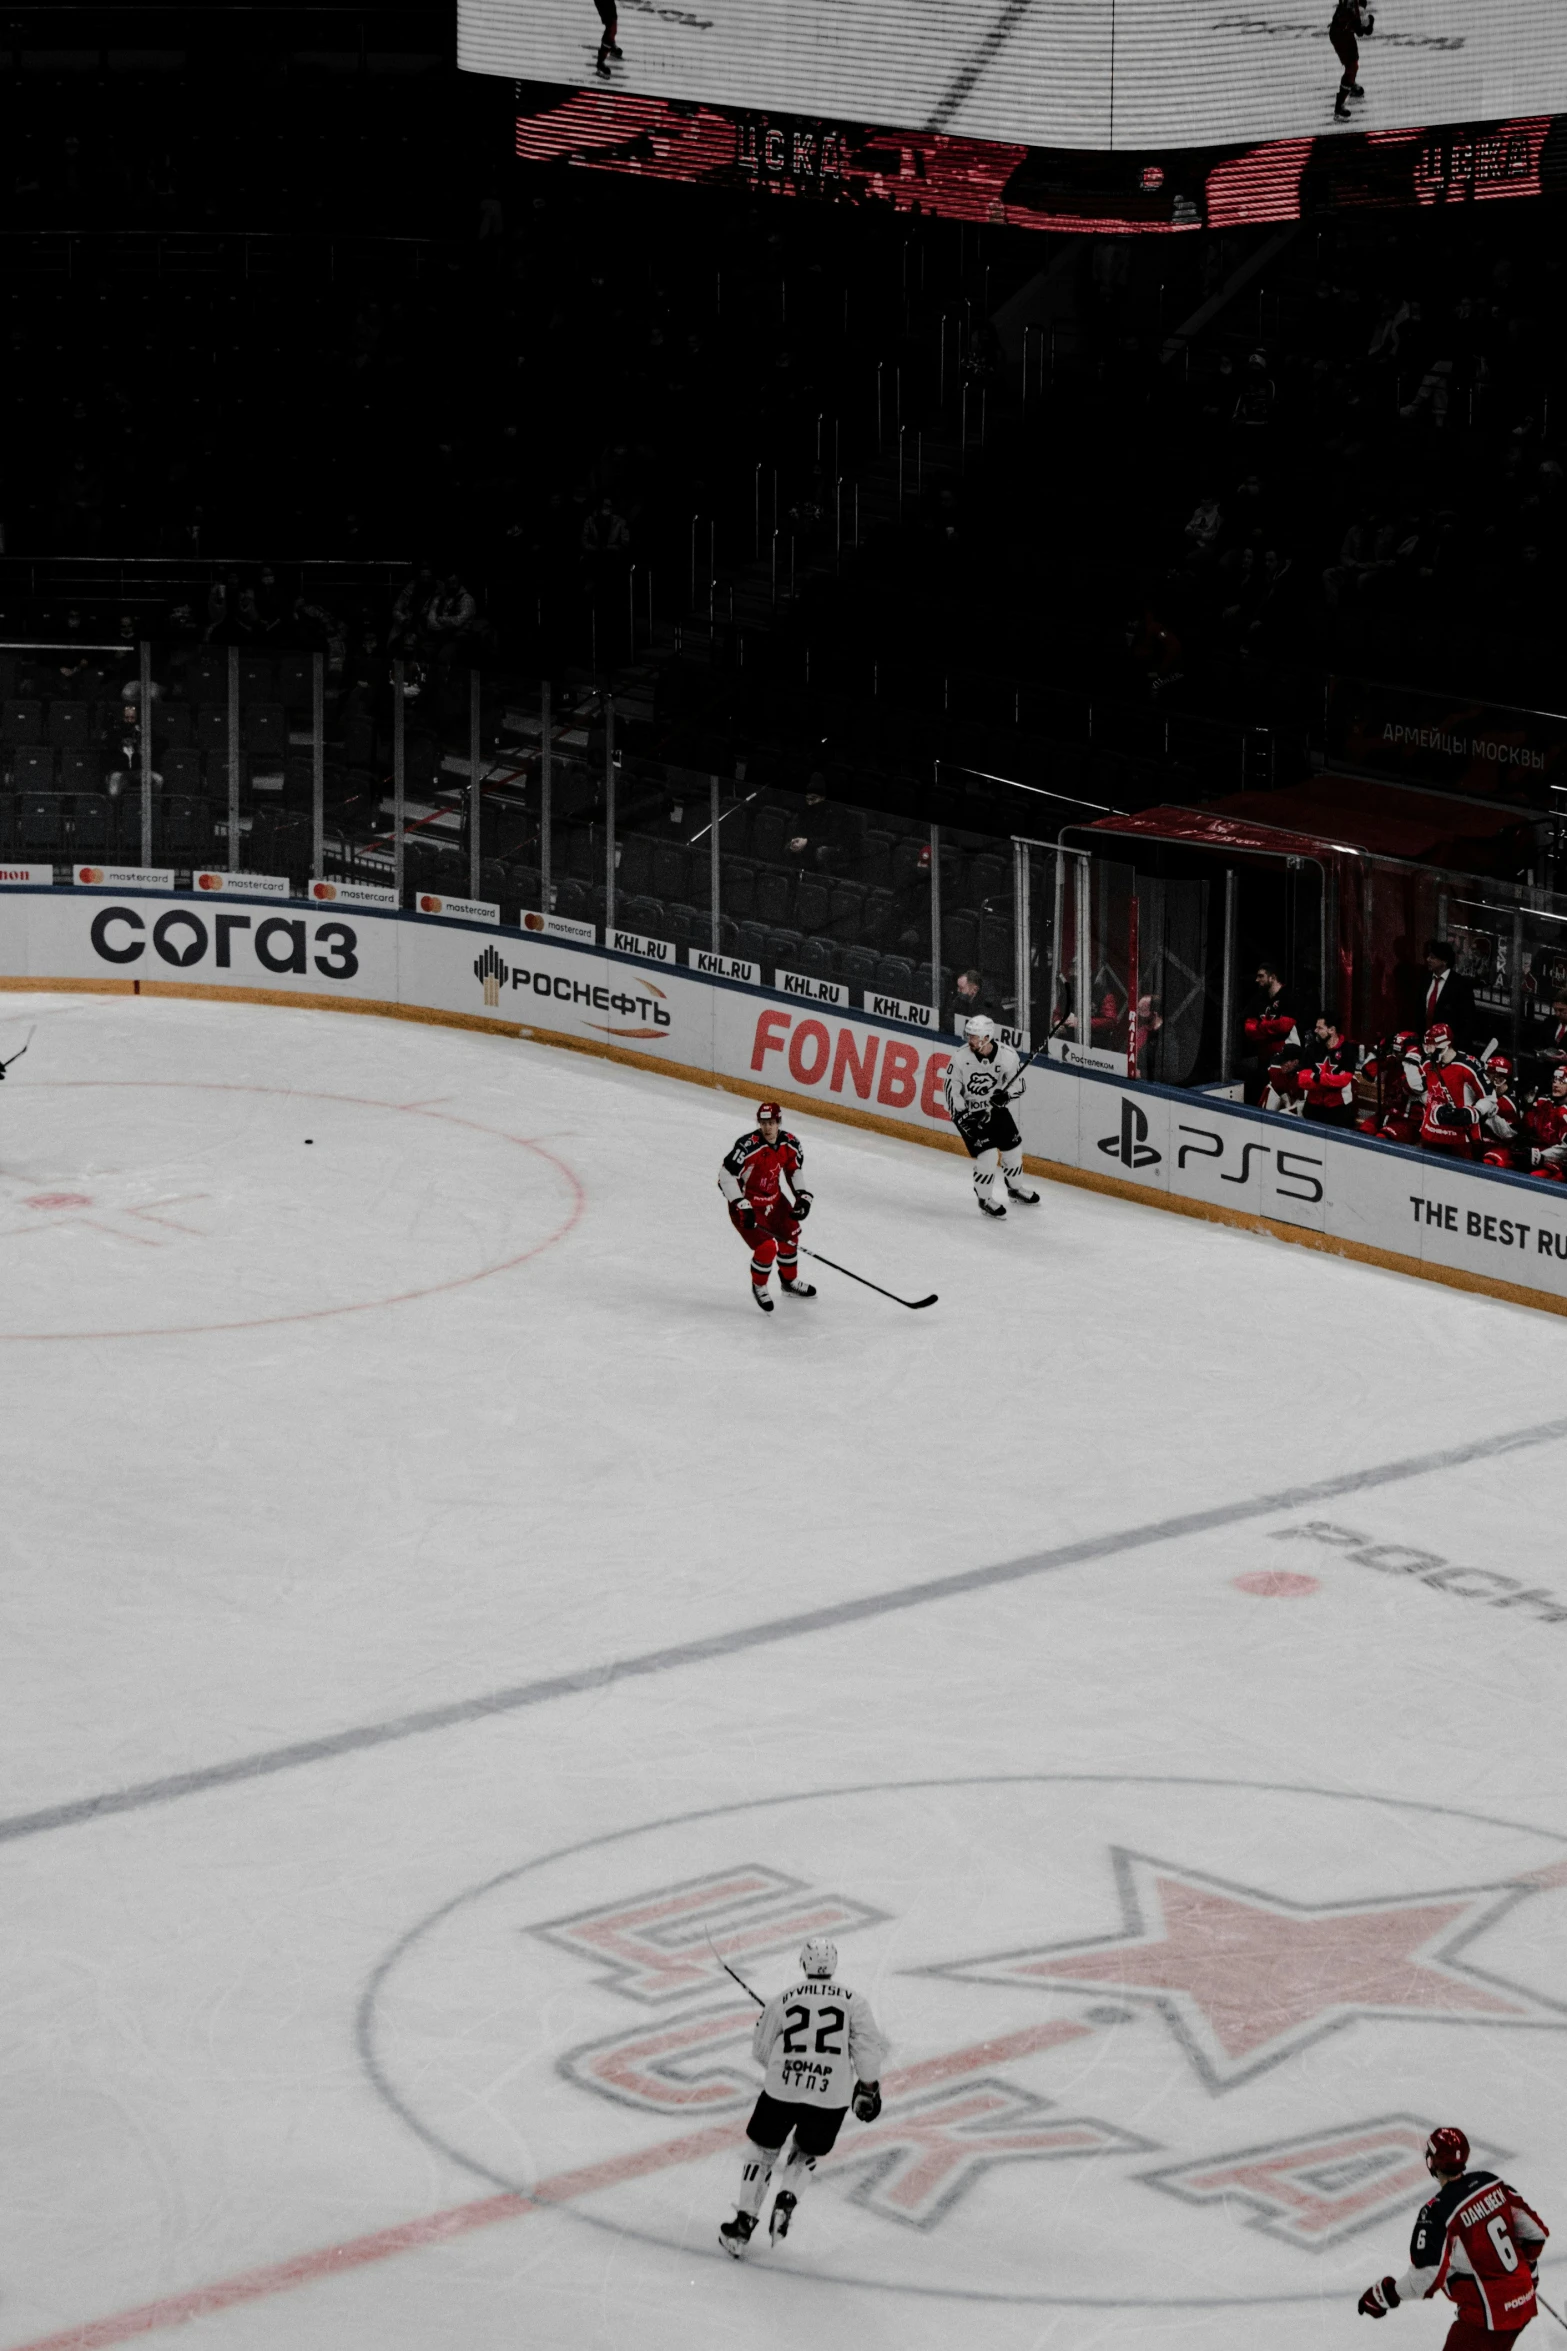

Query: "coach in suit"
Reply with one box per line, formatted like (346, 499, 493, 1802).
(1420, 939, 1478, 1046)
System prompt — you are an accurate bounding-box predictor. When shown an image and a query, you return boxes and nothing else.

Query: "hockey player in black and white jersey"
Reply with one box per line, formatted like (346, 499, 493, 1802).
(942, 1013, 1040, 1217)
(719, 1937, 887, 2259)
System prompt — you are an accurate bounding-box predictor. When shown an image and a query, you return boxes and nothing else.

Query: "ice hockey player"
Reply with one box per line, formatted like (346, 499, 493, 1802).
(718, 1101, 815, 1313)
(1358, 1030, 1422, 1142)
(1405, 1023, 1488, 1157)
(1358, 2125, 1548, 2341)
(1330, 0, 1373, 120)
(1489, 1060, 1567, 1179)
(719, 1937, 887, 2260)
(943, 1014, 1039, 1217)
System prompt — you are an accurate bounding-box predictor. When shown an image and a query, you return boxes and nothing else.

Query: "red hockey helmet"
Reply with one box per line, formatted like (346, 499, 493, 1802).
(1424, 1021, 1454, 1045)
(756, 1101, 783, 1126)
(1487, 1053, 1515, 1083)
(1426, 2127, 1470, 2177)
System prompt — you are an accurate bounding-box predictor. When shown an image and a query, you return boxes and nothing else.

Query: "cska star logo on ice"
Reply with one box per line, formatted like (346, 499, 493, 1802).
(928, 1847, 1567, 2090)
(362, 1778, 1567, 2303)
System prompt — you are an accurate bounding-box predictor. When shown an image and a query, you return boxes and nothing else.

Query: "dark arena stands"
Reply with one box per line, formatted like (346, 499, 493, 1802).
(4, 1, 1567, 1130)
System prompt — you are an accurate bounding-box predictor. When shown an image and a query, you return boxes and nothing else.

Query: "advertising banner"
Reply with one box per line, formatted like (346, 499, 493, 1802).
(75, 865, 176, 890)
(1325, 675, 1567, 808)
(414, 890, 500, 925)
(308, 877, 400, 909)
(3, 886, 1565, 1315)
(0, 865, 55, 885)
(192, 870, 292, 899)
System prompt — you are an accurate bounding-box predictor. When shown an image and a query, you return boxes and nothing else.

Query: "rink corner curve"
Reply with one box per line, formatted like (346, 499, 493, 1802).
(5, 885, 1567, 1321)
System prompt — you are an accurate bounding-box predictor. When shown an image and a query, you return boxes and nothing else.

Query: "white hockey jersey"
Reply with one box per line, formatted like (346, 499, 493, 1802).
(943, 1041, 1023, 1127)
(752, 1976, 888, 2107)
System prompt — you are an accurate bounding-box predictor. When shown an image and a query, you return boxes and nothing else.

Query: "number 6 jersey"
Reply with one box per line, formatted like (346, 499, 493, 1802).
(752, 1975, 888, 2107)
(1395, 2170, 1548, 2330)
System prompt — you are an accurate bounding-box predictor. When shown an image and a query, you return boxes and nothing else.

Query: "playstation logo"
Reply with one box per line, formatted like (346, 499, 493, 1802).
(1097, 1099, 1161, 1169)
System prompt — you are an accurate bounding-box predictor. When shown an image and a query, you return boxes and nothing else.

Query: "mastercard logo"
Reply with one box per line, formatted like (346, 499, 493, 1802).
(79, 867, 104, 885)
(523, 911, 545, 931)
(419, 895, 442, 914)
(311, 882, 337, 900)
(196, 873, 222, 891)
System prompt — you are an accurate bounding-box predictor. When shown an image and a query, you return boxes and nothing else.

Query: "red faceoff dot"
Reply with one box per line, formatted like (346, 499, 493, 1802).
(1232, 1570, 1321, 1598)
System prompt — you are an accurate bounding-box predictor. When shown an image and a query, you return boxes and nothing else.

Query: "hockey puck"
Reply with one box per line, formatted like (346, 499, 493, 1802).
(305, 1138, 314, 1145)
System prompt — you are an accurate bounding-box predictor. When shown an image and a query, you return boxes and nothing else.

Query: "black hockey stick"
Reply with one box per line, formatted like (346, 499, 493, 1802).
(0, 1025, 35, 1074)
(797, 1242, 936, 1310)
(705, 1926, 765, 2009)
(1537, 2294, 1567, 2336)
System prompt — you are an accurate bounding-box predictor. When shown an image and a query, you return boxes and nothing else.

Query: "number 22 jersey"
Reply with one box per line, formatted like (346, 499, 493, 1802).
(753, 1977, 888, 2107)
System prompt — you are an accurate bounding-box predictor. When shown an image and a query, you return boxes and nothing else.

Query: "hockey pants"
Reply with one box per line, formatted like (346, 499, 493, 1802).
(730, 1199, 800, 1289)
(957, 1103, 1024, 1207)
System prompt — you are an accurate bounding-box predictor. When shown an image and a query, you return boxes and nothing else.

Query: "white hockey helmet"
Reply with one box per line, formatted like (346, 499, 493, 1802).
(800, 1937, 838, 1978)
(964, 1014, 995, 1041)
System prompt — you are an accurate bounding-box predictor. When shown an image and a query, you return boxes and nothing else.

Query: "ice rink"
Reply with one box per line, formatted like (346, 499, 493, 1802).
(4, 989, 1567, 2351)
(464, 0, 1567, 151)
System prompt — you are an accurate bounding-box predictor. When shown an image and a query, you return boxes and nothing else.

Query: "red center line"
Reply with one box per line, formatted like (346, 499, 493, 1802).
(12, 2021, 1097, 2349)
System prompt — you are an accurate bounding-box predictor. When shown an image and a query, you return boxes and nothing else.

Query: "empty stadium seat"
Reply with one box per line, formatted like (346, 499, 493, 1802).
(159, 703, 195, 749)
(163, 797, 213, 859)
(160, 749, 206, 794)
(71, 796, 114, 856)
(47, 701, 91, 747)
(18, 795, 64, 852)
(243, 704, 287, 758)
(753, 869, 793, 927)
(3, 700, 43, 746)
(13, 747, 54, 789)
(837, 945, 879, 989)
(719, 857, 756, 920)
(650, 841, 688, 902)
(614, 835, 653, 896)
(874, 955, 915, 996)
(793, 876, 831, 934)
(60, 751, 101, 791)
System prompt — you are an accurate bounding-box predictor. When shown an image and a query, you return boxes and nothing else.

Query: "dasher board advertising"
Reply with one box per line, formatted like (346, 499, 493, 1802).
(469, 0, 1567, 153)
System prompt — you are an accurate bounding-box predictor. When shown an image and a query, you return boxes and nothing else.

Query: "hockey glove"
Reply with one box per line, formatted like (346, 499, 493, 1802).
(728, 1201, 756, 1237)
(852, 2081, 882, 2123)
(1358, 2280, 1399, 2319)
(792, 1190, 813, 1220)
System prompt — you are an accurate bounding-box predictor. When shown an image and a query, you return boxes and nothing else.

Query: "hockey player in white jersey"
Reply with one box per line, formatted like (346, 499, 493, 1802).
(719, 1938, 887, 2258)
(942, 1014, 1040, 1217)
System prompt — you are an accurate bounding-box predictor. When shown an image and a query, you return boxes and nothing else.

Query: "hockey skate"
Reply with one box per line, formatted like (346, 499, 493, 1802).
(1005, 1177, 1041, 1205)
(720, 2212, 758, 2259)
(752, 1284, 775, 1313)
(769, 2190, 797, 2244)
(779, 1277, 816, 1297)
(975, 1193, 1007, 1217)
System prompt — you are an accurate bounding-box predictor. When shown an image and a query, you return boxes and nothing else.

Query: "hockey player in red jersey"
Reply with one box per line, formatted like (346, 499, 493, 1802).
(718, 1102, 816, 1314)
(1299, 1020, 1359, 1126)
(1407, 1023, 1489, 1157)
(1488, 1061, 1567, 1179)
(1360, 1031, 1422, 1143)
(1358, 2125, 1548, 2347)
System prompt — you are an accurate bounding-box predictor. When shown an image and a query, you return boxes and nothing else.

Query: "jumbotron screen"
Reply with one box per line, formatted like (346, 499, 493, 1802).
(462, 0, 1566, 152)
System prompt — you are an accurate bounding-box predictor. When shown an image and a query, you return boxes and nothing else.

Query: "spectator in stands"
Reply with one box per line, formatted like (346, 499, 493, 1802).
(950, 968, 997, 1028)
(425, 573, 479, 670)
(786, 793, 855, 873)
(1134, 992, 1163, 1076)
(1182, 493, 1222, 563)
(103, 698, 159, 800)
(1262, 1040, 1306, 1114)
(1419, 939, 1476, 1044)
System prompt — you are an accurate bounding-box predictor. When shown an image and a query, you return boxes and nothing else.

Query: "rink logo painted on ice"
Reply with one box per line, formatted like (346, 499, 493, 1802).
(1271, 1519, 1567, 1626)
(750, 1008, 952, 1119)
(928, 1846, 1567, 2090)
(1142, 2117, 1509, 2248)
(88, 905, 358, 979)
(530, 1865, 887, 2004)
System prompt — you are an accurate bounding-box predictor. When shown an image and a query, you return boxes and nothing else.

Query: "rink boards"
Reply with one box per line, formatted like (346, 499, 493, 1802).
(3, 881, 1566, 1319)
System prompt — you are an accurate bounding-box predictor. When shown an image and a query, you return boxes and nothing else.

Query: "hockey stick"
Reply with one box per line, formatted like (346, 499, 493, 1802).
(705, 1927, 765, 2009)
(1537, 2295, 1567, 2335)
(796, 1242, 937, 1310)
(0, 1025, 35, 1073)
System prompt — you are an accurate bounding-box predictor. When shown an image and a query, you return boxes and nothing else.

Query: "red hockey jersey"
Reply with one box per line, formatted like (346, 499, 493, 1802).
(1396, 2172, 1548, 2331)
(718, 1127, 806, 1210)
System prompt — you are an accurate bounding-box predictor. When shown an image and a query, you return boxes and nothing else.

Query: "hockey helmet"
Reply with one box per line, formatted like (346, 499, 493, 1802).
(1552, 1063, 1567, 1094)
(1426, 2126, 1470, 2177)
(800, 1938, 838, 1978)
(1424, 1020, 1455, 1054)
(756, 1101, 783, 1126)
(1487, 1053, 1515, 1083)
(964, 1014, 996, 1041)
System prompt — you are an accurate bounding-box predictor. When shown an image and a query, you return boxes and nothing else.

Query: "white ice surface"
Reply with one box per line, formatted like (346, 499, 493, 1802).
(3, 992, 1566, 2350)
